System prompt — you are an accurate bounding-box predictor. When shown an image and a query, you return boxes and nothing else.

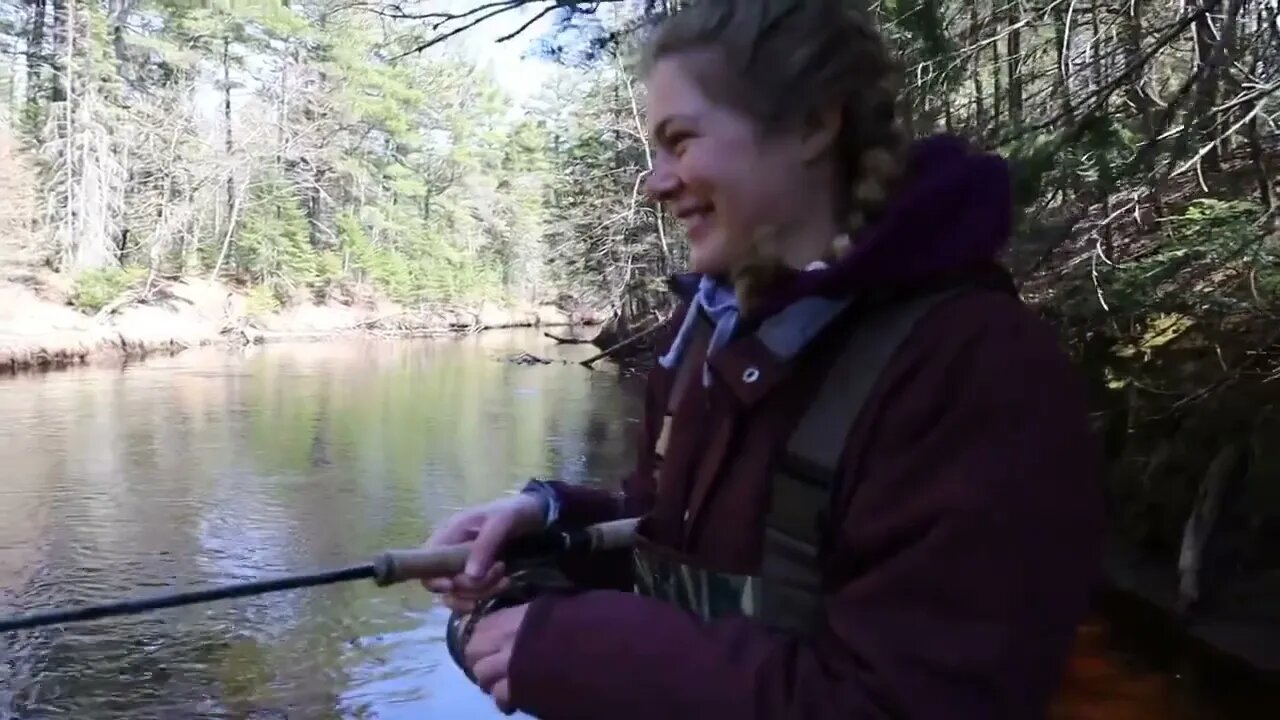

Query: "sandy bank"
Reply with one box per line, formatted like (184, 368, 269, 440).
(0, 277, 600, 374)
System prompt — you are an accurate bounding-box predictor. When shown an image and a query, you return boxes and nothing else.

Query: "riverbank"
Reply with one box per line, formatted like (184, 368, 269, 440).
(1102, 540, 1280, 675)
(0, 275, 601, 374)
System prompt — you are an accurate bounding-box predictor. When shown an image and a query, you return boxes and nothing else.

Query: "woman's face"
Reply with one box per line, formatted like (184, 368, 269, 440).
(643, 54, 820, 275)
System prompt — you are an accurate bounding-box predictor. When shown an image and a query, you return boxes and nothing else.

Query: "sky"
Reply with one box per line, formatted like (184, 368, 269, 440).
(189, 1, 568, 138)
(454, 2, 560, 109)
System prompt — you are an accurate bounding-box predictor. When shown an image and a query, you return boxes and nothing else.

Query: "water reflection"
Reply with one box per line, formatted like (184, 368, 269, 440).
(0, 331, 642, 718)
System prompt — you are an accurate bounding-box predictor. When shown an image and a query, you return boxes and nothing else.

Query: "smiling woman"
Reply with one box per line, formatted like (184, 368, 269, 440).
(421, 2, 1106, 719)
(641, 18, 901, 288)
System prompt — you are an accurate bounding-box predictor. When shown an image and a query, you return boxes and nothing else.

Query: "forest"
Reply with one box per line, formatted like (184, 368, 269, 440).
(0, 0, 1278, 666)
(0, 0, 679, 324)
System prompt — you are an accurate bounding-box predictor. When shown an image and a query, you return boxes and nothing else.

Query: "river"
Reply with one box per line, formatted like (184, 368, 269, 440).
(0, 330, 1272, 718)
(0, 331, 641, 718)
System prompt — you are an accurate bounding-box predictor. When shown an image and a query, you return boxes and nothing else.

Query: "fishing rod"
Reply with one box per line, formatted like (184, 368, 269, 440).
(0, 518, 639, 634)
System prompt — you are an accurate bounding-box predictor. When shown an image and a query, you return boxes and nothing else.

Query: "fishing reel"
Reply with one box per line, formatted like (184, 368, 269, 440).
(444, 564, 578, 685)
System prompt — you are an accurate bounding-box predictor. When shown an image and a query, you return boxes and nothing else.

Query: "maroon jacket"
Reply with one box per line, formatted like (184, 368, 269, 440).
(506, 136, 1106, 719)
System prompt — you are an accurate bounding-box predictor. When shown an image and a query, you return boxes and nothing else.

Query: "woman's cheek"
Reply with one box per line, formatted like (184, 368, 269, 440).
(677, 150, 714, 197)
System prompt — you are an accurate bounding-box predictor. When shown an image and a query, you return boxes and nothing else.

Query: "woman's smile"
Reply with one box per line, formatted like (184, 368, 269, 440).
(672, 201, 715, 241)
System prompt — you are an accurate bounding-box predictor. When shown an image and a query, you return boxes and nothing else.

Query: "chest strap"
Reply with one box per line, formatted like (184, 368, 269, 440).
(636, 286, 970, 635)
(761, 287, 963, 633)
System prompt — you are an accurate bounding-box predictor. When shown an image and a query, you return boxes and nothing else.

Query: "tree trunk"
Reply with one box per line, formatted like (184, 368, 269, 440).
(222, 35, 234, 233)
(108, 0, 130, 81)
(1005, 1, 1023, 127)
(25, 0, 48, 109)
(1124, 0, 1156, 141)
(969, 1, 985, 130)
(1053, 0, 1073, 124)
(1190, 0, 1223, 172)
(989, 0, 1002, 127)
(48, 0, 66, 104)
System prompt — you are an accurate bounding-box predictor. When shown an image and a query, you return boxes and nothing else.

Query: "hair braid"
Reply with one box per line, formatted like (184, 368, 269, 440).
(729, 225, 787, 316)
(831, 20, 909, 262)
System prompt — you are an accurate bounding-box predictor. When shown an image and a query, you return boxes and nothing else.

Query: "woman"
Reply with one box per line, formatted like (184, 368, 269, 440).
(423, 1, 1105, 718)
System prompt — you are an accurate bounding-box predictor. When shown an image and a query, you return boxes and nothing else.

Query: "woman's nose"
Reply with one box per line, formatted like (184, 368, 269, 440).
(644, 159, 681, 202)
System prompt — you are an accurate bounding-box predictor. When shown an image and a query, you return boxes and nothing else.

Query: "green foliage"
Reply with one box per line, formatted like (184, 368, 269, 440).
(1072, 117, 1144, 189)
(1096, 199, 1266, 314)
(1111, 312, 1197, 364)
(231, 176, 317, 303)
(69, 266, 148, 313)
(1001, 130, 1062, 211)
(245, 284, 281, 317)
(3, 0, 653, 314)
(1165, 199, 1263, 245)
(311, 251, 345, 300)
(881, 0, 954, 66)
(338, 211, 417, 303)
(1003, 117, 1142, 212)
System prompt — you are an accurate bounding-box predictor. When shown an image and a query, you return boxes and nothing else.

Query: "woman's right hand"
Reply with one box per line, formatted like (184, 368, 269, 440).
(421, 493, 548, 613)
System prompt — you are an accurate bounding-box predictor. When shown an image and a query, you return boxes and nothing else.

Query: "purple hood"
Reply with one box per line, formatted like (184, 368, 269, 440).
(668, 134, 1014, 318)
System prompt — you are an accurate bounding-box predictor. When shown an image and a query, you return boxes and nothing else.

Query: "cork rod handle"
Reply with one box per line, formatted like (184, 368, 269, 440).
(370, 517, 640, 587)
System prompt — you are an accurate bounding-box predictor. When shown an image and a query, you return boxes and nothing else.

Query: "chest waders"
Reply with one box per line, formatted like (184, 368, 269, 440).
(444, 286, 968, 682)
(632, 289, 960, 635)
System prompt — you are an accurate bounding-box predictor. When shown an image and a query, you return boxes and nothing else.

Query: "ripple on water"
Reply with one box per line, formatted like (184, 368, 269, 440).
(0, 334, 644, 717)
(336, 605, 536, 720)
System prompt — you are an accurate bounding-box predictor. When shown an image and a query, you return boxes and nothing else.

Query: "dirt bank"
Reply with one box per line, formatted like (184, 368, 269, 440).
(0, 276, 600, 374)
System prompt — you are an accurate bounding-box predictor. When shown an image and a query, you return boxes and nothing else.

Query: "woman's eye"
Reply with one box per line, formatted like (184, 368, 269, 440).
(669, 133, 692, 155)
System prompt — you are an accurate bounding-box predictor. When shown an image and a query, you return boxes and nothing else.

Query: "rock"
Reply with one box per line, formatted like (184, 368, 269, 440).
(504, 351, 553, 365)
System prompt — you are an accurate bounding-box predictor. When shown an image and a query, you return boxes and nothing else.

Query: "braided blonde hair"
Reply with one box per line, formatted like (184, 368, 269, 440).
(643, 0, 909, 312)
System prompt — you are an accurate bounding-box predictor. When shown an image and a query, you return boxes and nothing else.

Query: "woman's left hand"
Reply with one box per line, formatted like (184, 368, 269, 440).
(465, 603, 530, 715)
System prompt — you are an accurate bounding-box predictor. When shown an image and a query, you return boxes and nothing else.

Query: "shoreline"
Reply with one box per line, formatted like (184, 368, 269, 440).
(0, 276, 603, 376)
(1102, 541, 1280, 677)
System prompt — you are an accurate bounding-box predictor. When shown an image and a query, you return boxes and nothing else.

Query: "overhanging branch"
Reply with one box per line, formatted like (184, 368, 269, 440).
(381, 0, 630, 60)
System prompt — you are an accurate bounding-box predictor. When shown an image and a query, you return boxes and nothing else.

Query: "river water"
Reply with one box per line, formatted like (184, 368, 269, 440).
(0, 330, 1273, 718)
(0, 331, 641, 718)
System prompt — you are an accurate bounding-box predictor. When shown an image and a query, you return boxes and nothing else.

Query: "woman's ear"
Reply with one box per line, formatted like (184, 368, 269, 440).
(799, 104, 842, 163)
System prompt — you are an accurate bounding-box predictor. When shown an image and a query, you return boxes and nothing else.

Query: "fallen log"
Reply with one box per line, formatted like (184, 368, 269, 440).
(580, 320, 667, 368)
(544, 331, 594, 345)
